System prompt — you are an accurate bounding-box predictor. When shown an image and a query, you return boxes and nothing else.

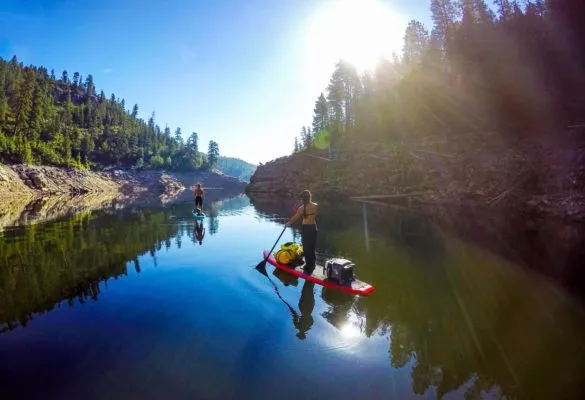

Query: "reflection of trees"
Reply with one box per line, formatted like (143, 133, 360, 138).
(208, 216, 219, 236)
(214, 195, 251, 215)
(0, 208, 179, 334)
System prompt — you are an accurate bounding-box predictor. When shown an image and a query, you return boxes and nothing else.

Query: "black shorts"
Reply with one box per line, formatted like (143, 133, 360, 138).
(195, 196, 203, 207)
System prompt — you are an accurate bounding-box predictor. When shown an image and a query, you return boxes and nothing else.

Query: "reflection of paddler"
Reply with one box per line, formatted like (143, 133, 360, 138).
(194, 220, 205, 245)
(293, 281, 315, 340)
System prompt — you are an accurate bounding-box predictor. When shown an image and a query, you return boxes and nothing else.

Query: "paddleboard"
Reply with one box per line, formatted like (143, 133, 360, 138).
(192, 211, 205, 219)
(263, 250, 375, 296)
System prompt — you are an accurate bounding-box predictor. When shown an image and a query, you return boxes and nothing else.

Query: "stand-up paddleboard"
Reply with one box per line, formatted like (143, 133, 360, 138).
(262, 250, 375, 296)
(192, 211, 205, 219)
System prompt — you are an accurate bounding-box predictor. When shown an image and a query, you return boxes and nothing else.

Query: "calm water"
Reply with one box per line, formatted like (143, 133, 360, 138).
(1, 194, 584, 400)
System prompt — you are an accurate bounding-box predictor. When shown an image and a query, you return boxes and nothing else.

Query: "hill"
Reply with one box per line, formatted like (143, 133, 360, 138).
(0, 55, 217, 173)
(215, 156, 256, 182)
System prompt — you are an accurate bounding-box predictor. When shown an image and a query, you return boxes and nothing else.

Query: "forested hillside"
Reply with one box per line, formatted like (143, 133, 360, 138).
(215, 156, 256, 182)
(0, 56, 223, 173)
(293, 0, 585, 155)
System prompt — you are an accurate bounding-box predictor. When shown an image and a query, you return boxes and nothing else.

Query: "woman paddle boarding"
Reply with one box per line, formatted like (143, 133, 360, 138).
(286, 190, 318, 274)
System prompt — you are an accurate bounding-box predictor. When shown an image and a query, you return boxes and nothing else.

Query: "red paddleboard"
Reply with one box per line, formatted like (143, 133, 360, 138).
(263, 250, 375, 296)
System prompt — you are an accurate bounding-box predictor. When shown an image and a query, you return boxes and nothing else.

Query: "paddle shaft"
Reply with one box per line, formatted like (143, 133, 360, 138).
(264, 225, 287, 261)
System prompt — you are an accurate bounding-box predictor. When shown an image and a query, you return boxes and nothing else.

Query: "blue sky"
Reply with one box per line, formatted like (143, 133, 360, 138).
(1, 0, 431, 165)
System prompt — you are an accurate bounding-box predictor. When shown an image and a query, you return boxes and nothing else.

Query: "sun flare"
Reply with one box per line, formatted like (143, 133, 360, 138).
(303, 0, 407, 80)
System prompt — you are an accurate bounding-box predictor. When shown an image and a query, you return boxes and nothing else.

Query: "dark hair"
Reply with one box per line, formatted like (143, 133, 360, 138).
(301, 190, 311, 218)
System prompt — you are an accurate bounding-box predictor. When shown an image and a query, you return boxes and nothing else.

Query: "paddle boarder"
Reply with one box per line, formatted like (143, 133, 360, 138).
(286, 190, 318, 274)
(193, 183, 204, 209)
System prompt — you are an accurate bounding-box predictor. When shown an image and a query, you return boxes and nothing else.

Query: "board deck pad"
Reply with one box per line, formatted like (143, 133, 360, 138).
(263, 250, 375, 296)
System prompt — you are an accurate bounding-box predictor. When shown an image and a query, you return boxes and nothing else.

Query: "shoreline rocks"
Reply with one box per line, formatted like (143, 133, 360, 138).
(0, 164, 247, 228)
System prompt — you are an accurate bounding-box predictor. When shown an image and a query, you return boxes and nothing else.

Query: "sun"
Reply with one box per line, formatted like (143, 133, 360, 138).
(303, 0, 407, 78)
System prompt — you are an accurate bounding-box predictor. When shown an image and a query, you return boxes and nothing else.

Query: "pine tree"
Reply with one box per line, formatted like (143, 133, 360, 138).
(312, 93, 329, 134)
(131, 104, 138, 118)
(187, 132, 199, 154)
(61, 70, 69, 84)
(13, 68, 35, 138)
(72, 72, 80, 89)
(85, 74, 95, 96)
(0, 65, 7, 124)
(29, 79, 43, 142)
(306, 127, 313, 148)
(430, 0, 459, 53)
(493, 0, 513, 21)
(207, 140, 219, 168)
(402, 20, 430, 65)
(174, 127, 183, 145)
(300, 126, 307, 150)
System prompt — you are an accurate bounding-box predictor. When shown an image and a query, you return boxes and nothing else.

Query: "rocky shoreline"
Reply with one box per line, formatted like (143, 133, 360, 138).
(0, 164, 247, 228)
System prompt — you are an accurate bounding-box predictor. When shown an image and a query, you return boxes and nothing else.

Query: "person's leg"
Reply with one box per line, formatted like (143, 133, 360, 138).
(302, 225, 317, 274)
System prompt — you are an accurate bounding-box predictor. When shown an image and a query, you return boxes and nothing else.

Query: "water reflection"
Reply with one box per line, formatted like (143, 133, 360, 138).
(257, 266, 316, 340)
(0, 194, 253, 334)
(1, 194, 584, 400)
(194, 220, 205, 245)
(252, 196, 585, 400)
(294, 281, 315, 340)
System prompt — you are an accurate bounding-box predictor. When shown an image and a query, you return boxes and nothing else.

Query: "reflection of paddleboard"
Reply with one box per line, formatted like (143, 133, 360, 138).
(192, 211, 205, 219)
(273, 268, 299, 287)
(262, 250, 375, 296)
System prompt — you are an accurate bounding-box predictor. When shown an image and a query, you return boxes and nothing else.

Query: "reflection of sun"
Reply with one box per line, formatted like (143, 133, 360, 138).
(303, 0, 407, 77)
(319, 312, 366, 354)
(339, 322, 361, 339)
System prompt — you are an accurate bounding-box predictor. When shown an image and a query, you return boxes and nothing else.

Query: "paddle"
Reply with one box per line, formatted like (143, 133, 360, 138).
(255, 224, 287, 272)
(252, 264, 299, 319)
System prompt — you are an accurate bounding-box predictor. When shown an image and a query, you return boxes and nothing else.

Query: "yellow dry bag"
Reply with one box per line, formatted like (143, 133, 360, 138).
(274, 242, 303, 265)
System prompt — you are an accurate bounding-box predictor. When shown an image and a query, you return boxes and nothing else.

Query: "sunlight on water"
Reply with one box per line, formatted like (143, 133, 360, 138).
(339, 321, 361, 339)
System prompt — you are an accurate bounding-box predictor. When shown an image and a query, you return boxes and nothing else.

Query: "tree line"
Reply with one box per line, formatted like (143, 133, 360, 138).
(293, 0, 585, 154)
(0, 56, 221, 171)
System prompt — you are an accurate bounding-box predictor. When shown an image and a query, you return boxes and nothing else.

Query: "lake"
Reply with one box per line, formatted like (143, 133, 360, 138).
(1, 194, 584, 399)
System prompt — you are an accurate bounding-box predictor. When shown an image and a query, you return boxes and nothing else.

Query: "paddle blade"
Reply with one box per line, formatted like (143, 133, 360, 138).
(255, 261, 268, 277)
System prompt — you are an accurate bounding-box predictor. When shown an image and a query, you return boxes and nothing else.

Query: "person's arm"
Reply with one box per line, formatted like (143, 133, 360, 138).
(286, 207, 302, 227)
